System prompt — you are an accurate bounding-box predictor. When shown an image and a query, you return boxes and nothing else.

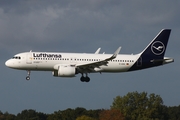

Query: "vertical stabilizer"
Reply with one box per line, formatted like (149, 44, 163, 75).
(129, 29, 172, 71)
(140, 29, 171, 59)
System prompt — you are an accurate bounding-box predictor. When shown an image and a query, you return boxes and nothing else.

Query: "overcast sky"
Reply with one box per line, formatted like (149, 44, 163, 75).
(0, 0, 180, 114)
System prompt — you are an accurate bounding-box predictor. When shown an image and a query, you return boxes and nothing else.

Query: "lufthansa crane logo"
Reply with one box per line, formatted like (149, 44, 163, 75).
(151, 41, 165, 55)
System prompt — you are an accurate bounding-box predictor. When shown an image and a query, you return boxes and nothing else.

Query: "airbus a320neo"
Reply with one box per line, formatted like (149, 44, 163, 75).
(5, 29, 174, 82)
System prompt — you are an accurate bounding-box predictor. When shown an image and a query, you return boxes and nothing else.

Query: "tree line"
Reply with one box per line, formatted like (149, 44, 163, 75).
(0, 91, 180, 120)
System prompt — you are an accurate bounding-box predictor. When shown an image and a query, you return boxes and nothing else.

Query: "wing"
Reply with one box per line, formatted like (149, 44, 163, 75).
(76, 47, 121, 73)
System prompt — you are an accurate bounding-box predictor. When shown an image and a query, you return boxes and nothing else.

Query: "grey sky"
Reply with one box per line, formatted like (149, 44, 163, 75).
(0, 1, 180, 114)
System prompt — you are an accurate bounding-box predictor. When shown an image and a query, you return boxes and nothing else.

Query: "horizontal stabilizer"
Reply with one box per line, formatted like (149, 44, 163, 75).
(163, 57, 174, 64)
(150, 58, 174, 65)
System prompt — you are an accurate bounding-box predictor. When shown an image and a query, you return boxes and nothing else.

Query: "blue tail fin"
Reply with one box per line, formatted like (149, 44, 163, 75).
(129, 29, 171, 71)
(140, 29, 171, 60)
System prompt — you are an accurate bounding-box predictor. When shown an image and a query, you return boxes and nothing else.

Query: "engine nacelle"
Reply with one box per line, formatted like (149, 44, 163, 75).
(52, 65, 76, 77)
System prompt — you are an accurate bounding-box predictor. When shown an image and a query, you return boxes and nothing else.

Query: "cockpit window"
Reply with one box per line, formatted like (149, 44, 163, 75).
(12, 56, 21, 59)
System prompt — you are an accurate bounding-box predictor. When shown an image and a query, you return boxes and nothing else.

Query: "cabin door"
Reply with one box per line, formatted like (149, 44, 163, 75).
(26, 53, 32, 64)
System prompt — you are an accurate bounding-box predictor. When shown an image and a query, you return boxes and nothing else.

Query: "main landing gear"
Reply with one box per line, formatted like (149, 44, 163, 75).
(80, 73, 90, 82)
(26, 70, 30, 80)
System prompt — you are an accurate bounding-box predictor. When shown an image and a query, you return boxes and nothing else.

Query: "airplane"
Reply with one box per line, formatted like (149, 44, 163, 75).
(5, 29, 174, 82)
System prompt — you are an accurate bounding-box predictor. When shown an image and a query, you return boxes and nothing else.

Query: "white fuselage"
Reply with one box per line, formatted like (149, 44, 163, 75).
(5, 52, 139, 72)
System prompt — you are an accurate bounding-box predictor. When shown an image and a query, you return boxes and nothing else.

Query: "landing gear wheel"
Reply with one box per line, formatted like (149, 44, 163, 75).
(26, 76, 30, 80)
(85, 77, 90, 82)
(80, 76, 90, 82)
(80, 76, 85, 82)
(26, 70, 31, 80)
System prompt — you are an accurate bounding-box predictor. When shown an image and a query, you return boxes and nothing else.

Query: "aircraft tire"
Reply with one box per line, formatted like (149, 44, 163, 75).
(80, 76, 90, 82)
(26, 76, 30, 80)
(80, 76, 85, 82)
(85, 77, 90, 82)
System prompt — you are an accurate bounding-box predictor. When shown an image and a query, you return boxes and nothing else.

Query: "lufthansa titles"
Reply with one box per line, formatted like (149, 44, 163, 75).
(33, 53, 62, 58)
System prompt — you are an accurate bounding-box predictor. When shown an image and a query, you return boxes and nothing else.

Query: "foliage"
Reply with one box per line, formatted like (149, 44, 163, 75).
(167, 105, 180, 120)
(16, 109, 47, 120)
(76, 115, 96, 120)
(99, 109, 125, 120)
(0, 111, 16, 120)
(47, 107, 101, 120)
(0, 92, 180, 120)
(111, 91, 166, 120)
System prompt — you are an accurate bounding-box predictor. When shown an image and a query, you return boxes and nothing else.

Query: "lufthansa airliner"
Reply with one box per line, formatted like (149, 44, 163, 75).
(5, 29, 174, 82)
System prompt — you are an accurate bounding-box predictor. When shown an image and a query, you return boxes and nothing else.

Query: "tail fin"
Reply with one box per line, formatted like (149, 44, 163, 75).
(140, 29, 171, 60)
(129, 29, 172, 71)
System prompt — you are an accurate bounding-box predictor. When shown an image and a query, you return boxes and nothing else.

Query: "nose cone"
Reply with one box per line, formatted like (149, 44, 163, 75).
(5, 59, 11, 67)
(5, 59, 16, 68)
(5, 59, 21, 69)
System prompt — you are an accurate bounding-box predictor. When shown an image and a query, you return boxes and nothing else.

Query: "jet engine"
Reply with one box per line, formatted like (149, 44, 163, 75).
(52, 65, 76, 77)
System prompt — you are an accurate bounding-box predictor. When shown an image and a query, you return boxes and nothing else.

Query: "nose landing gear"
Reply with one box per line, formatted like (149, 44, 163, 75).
(26, 70, 30, 80)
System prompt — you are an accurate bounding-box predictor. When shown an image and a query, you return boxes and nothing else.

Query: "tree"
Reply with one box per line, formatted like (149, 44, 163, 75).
(86, 109, 102, 119)
(16, 109, 47, 120)
(47, 110, 62, 120)
(47, 108, 85, 120)
(60, 108, 76, 120)
(76, 115, 96, 120)
(0, 111, 15, 120)
(168, 105, 180, 120)
(111, 91, 166, 120)
(0, 111, 4, 120)
(99, 109, 125, 120)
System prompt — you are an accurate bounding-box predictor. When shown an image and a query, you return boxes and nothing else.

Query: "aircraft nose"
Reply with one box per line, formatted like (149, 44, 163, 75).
(5, 60, 10, 67)
(5, 59, 12, 68)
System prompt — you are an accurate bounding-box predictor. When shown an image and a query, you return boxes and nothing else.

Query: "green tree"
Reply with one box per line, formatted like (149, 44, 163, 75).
(0, 111, 4, 120)
(4, 112, 15, 120)
(76, 115, 96, 120)
(47, 108, 85, 120)
(0, 111, 16, 120)
(16, 109, 47, 120)
(47, 110, 63, 120)
(47, 108, 101, 120)
(74, 107, 87, 118)
(167, 105, 180, 120)
(111, 91, 166, 120)
(61, 108, 76, 120)
(86, 109, 102, 119)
